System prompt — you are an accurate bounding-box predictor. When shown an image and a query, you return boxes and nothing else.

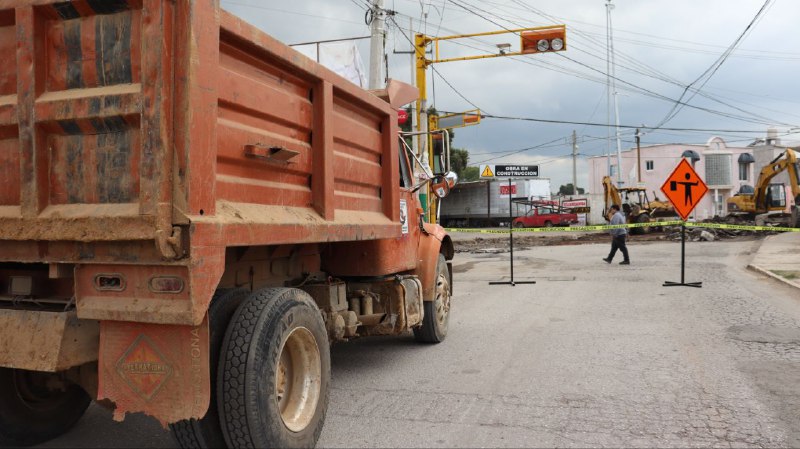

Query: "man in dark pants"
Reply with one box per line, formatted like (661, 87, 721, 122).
(603, 204, 630, 265)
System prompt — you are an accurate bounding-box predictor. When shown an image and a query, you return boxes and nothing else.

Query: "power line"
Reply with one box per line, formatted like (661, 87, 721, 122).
(452, 0, 792, 128)
(453, 111, 787, 134)
(652, 0, 774, 129)
(505, 0, 794, 127)
(222, 1, 365, 26)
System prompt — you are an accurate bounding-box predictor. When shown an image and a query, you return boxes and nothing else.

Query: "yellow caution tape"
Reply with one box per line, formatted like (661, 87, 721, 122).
(444, 220, 799, 234)
(685, 222, 800, 233)
(445, 221, 683, 234)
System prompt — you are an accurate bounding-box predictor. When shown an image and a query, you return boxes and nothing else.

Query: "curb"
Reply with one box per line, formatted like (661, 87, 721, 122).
(747, 264, 800, 291)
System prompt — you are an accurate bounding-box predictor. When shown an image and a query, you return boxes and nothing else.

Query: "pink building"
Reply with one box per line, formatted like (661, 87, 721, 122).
(588, 137, 758, 220)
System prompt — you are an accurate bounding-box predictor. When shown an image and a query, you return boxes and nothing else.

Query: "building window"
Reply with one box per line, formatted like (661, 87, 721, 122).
(738, 162, 748, 181)
(610, 165, 618, 177)
(645, 160, 654, 171)
(705, 154, 732, 186)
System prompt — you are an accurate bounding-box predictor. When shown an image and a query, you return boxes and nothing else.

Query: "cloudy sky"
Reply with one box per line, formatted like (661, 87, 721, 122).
(220, 0, 800, 191)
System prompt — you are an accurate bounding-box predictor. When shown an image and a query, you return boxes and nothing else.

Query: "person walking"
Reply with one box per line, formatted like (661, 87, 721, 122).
(603, 204, 630, 265)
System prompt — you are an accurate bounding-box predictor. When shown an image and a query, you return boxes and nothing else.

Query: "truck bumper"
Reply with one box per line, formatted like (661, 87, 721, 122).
(0, 309, 99, 372)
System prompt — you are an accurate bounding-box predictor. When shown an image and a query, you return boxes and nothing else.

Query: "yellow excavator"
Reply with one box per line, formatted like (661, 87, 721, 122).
(727, 148, 800, 227)
(602, 176, 678, 234)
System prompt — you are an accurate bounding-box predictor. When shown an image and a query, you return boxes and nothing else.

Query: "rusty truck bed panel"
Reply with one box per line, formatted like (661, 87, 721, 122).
(0, 1, 402, 250)
(211, 11, 400, 237)
(0, 0, 173, 245)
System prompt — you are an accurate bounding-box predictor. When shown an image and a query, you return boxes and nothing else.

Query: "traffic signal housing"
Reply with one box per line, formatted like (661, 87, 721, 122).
(520, 25, 566, 54)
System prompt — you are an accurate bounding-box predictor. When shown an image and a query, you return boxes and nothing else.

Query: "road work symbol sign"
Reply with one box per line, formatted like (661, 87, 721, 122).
(480, 165, 494, 178)
(661, 158, 708, 220)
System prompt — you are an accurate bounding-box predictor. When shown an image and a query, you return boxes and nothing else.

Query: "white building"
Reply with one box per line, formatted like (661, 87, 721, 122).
(588, 137, 764, 219)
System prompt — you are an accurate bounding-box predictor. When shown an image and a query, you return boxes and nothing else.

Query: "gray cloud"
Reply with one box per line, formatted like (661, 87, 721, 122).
(221, 0, 800, 191)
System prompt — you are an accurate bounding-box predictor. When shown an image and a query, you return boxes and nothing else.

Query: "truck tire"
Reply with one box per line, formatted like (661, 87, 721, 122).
(171, 288, 248, 448)
(544, 220, 553, 227)
(631, 213, 650, 235)
(513, 222, 524, 229)
(0, 368, 91, 446)
(414, 254, 451, 343)
(218, 288, 330, 449)
(792, 206, 799, 228)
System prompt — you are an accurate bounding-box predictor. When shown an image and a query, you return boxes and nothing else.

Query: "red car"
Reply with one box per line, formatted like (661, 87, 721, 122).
(513, 205, 579, 228)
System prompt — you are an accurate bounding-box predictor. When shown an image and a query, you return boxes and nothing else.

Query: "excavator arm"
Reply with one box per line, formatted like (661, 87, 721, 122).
(602, 176, 622, 217)
(752, 149, 798, 208)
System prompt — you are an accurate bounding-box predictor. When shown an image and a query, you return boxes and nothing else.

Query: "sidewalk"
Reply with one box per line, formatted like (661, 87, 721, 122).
(748, 231, 800, 290)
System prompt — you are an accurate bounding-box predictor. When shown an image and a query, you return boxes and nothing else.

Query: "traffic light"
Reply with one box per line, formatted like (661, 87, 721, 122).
(520, 26, 566, 54)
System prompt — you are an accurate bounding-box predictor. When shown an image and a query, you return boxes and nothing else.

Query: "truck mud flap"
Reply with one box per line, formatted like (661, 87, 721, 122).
(98, 318, 210, 425)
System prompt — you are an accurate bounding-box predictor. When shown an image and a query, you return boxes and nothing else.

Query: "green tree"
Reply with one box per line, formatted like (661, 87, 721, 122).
(558, 184, 584, 195)
(450, 148, 469, 177)
(462, 166, 480, 182)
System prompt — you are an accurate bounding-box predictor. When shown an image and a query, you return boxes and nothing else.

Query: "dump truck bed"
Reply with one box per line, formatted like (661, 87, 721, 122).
(0, 0, 406, 325)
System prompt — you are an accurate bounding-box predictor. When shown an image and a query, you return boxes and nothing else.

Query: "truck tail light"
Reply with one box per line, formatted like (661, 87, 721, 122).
(94, 274, 125, 292)
(149, 276, 185, 294)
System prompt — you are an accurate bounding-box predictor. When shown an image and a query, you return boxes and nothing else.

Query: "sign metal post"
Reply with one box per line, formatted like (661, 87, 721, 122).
(481, 165, 539, 287)
(660, 159, 708, 288)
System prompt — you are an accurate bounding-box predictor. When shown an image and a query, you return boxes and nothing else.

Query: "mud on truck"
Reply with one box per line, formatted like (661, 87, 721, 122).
(0, 1, 456, 447)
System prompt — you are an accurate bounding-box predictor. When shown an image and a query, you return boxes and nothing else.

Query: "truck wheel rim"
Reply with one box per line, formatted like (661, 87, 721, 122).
(435, 272, 451, 327)
(13, 370, 61, 411)
(275, 326, 321, 432)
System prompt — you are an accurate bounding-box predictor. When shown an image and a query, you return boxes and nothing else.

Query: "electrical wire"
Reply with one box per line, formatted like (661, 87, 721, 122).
(438, 0, 794, 128)
(221, 1, 365, 26)
(651, 0, 774, 129)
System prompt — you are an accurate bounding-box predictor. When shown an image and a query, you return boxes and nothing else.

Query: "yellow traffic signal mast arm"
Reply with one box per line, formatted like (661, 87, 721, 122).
(414, 25, 567, 223)
(429, 25, 567, 64)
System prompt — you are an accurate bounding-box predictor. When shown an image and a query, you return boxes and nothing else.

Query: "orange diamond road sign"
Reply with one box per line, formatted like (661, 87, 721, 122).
(116, 335, 173, 401)
(661, 159, 708, 221)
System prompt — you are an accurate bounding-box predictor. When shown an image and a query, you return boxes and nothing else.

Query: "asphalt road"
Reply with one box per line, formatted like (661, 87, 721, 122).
(40, 238, 800, 448)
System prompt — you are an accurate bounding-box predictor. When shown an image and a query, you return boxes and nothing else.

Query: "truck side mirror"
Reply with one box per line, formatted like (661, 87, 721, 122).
(431, 129, 451, 176)
(430, 172, 458, 199)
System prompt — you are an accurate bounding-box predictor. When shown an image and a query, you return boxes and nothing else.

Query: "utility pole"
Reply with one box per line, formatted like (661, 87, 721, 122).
(368, 0, 386, 90)
(605, 0, 612, 179)
(393, 18, 420, 171)
(607, 0, 623, 187)
(572, 130, 578, 196)
(635, 128, 641, 184)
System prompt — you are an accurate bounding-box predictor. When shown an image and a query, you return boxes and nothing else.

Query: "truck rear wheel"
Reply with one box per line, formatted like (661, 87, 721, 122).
(414, 254, 451, 343)
(0, 368, 91, 446)
(170, 288, 248, 448)
(218, 288, 330, 449)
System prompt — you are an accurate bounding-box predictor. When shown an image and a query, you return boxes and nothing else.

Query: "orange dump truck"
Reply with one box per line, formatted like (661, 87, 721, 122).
(0, 1, 455, 447)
